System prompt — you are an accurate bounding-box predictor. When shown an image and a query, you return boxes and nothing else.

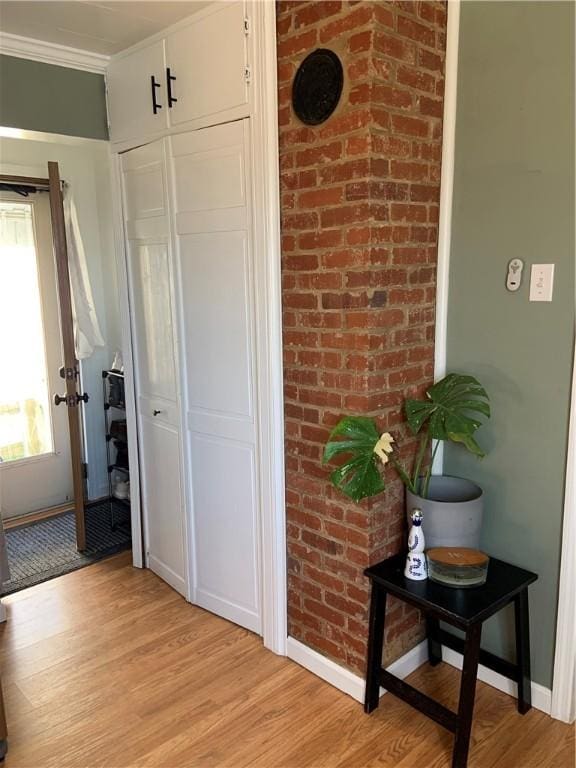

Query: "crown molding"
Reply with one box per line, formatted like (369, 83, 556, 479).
(0, 32, 109, 74)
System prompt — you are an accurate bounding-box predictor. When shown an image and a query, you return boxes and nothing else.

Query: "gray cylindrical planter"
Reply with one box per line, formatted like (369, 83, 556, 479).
(406, 476, 483, 549)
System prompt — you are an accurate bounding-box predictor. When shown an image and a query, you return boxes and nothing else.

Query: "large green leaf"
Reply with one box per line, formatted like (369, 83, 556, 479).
(404, 373, 490, 457)
(323, 417, 386, 501)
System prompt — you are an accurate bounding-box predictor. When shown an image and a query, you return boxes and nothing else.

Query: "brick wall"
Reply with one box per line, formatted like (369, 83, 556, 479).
(277, 0, 447, 673)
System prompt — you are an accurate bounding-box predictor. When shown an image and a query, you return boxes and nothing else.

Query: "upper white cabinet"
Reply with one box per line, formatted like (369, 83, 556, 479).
(106, 1, 248, 148)
(107, 40, 167, 145)
(165, 2, 248, 128)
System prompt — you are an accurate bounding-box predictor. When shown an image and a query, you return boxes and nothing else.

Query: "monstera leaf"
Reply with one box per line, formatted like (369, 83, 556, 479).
(405, 373, 490, 457)
(322, 417, 385, 502)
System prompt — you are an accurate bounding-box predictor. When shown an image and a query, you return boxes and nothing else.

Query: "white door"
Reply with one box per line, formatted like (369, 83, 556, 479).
(169, 120, 261, 633)
(165, 2, 249, 129)
(121, 140, 187, 597)
(0, 192, 73, 517)
(107, 41, 167, 146)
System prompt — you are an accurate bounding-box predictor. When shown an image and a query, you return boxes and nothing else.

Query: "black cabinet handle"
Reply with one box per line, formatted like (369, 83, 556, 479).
(166, 68, 177, 108)
(150, 75, 162, 114)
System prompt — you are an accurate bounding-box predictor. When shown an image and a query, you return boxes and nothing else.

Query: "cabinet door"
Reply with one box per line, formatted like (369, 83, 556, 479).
(121, 140, 187, 597)
(107, 41, 167, 145)
(165, 2, 248, 128)
(169, 121, 260, 634)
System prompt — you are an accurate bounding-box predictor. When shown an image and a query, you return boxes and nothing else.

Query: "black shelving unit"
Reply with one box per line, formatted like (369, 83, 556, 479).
(102, 370, 130, 530)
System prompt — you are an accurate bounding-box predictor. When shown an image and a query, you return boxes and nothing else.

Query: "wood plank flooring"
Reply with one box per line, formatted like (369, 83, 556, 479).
(0, 553, 573, 768)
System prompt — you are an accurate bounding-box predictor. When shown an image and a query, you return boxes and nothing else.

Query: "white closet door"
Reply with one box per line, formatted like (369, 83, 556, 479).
(165, 2, 248, 129)
(170, 120, 260, 633)
(121, 140, 187, 597)
(107, 41, 167, 145)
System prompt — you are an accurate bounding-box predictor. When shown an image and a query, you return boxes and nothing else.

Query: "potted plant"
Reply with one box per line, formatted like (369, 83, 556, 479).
(323, 373, 490, 549)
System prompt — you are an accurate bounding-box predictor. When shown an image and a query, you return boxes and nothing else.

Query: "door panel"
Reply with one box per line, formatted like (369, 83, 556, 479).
(121, 140, 186, 596)
(107, 41, 167, 145)
(129, 244, 177, 403)
(170, 119, 260, 633)
(190, 434, 259, 631)
(139, 418, 185, 595)
(180, 231, 252, 418)
(166, 2, 248, 128)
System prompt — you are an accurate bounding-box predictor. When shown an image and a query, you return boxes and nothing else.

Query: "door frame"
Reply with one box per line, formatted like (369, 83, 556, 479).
(246, 0, 287, 655)
(0, 167, 87, 549)
(111, 0, 287, 653)
(0, 186, 74, 519)
(551, 334, 576, 723)
(110, 155, 144, 568)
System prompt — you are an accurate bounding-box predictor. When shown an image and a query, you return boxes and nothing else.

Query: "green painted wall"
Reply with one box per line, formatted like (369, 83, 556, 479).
(445, 1, 574, 689)
(0, 55, 108, 139)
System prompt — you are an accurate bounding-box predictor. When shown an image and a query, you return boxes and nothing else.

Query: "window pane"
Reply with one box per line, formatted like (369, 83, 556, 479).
(0, 201, 54, 462)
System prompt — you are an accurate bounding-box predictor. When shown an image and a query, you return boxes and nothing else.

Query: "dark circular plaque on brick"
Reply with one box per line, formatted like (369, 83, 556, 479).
(292, 49, 344, 126)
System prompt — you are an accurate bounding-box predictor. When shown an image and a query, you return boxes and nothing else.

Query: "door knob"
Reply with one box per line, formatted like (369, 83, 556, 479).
(153, 409, 162, 416)
(54, 392, 90, 407)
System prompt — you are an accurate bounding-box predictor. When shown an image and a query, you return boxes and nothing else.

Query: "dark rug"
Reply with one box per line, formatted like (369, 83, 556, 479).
(3, 500, 132, 595)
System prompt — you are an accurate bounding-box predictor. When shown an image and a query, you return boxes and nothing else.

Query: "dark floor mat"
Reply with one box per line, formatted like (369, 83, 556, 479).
(2, 500, 132, 595)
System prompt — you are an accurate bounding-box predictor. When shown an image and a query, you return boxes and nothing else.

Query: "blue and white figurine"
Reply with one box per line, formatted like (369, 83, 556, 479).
(404, 508, 427, 581)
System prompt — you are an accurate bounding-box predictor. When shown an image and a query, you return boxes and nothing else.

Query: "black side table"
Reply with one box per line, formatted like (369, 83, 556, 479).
(364, 554, 537, 768)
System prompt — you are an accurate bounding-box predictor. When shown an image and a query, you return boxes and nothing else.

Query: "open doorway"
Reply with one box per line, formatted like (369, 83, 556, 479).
(0, 132, 133, 594)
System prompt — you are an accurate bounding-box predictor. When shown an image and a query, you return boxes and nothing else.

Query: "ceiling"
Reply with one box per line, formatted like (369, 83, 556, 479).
(0, 1, 209, 56)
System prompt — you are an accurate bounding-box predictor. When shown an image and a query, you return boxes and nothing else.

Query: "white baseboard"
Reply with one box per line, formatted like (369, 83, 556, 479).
(441, 644, 552, 716)
(286, 636, 428, 704)
(286, 636, 552, 717)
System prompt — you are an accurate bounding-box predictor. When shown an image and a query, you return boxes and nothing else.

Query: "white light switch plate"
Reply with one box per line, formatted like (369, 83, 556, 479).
(529, 263, 555, 302)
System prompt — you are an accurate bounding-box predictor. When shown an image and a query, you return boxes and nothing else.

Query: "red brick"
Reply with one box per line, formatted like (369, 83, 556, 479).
(374, 31, 416, 63)
(349, 30, 373, 54)
(283, 293, 318, 309)
(318, 159, 370, 184)
(373, 83, 413, 109)
(390, 203, 428, 222)
(303, 598, 346, 628)
(298, 187, 344, 208)
(277, 29, 318, 59)
(396, 64, 436, 93)
(346, 135, 371, 156)
(418, 47, 444, 72)
(296, 141, 343, 167)
(320, 5, 373, 44)
(373, 3, 394, 29)
(298, 229, 342, 250)
(419, 95, 444, 118)
(294, 1, 341, 30)
(391, 113, 430, 138)
(320, 203, 372, 228)
(390, 160, 429, 182)
(318, 109, 372, 140)
(397, 15, 436, 48)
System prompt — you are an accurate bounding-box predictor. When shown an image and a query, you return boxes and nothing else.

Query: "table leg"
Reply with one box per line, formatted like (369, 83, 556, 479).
(426, 616, 442, 666)
(514, 589, 532, 714)
(452, 622, 482, 768)
(364, 585, 387, 714)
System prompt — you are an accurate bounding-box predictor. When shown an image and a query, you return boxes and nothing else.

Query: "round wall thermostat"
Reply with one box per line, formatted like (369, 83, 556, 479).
(292, 49, 344, 126)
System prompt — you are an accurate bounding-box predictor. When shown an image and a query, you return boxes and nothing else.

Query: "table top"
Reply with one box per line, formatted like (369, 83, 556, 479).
(365, 554, 537, 628)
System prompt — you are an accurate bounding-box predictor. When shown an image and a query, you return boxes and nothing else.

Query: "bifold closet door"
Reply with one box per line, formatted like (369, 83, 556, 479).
(121, 141, 187, 597)
(170, 120, 261, 634)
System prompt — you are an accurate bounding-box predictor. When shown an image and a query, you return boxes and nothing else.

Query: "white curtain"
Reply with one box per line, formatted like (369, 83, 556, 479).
(63, 190, 105, 359)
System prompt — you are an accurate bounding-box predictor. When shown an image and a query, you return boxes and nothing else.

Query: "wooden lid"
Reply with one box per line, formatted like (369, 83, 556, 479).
(427, 548, 489, 567)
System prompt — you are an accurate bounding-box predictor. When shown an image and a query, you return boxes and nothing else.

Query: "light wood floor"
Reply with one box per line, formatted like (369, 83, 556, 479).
(0, 553, 573, 768)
